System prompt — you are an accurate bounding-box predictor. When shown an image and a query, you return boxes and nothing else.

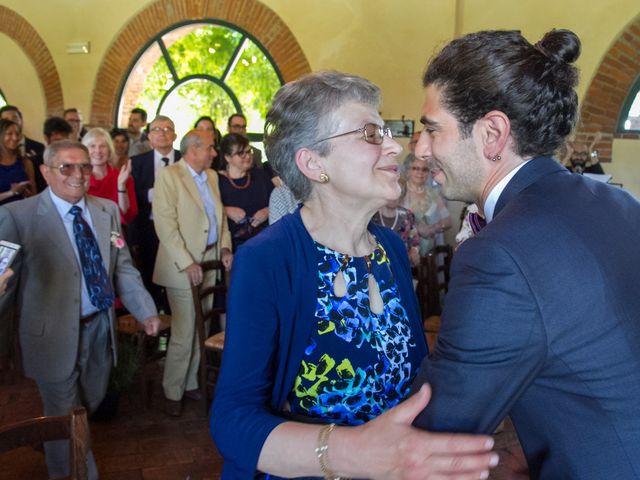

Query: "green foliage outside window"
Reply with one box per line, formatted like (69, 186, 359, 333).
(127, 22, 282, 139)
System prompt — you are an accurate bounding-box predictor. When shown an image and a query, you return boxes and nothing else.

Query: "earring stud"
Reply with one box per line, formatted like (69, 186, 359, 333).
(319, 173, 330, 183)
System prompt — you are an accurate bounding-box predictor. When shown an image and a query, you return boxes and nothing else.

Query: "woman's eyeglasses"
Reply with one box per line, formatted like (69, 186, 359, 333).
(311, 123, 393, 146)
(232, 148, 253, 157)
(410, 166, 429, 172)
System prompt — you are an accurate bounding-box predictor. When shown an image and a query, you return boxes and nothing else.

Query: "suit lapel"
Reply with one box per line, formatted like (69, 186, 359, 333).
(36, 191, 78, 268)
(494, 156, 567, 218)
(177, 160, 206, 214)
(206, 169, 223, 227)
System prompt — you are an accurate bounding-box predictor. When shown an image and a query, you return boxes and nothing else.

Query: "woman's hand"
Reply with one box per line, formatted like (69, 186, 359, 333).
(221, 248, 233, 271)
(10, 180, 31, 196)
(250, 207, 269, 227)
(225, 206, 247, 223)
(117, 159, 132, 190)
(336, 385, 498, 479)
(0, 268, 14, 296)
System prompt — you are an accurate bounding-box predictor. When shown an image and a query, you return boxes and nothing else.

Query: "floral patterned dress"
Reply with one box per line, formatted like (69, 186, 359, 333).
(287, 241, 422, 425)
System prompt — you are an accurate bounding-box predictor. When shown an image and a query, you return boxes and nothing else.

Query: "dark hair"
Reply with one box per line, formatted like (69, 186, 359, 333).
(220, 133, 249, 158)
(44, 116, 72, 137)
(131, 107, 147, 122)
(63, 107, 79, 116)
(0, 119, 20, 155)
(194, 116, 215, 129)
(423, 29, 580, 158)
(227, 113, 246, 127)
(0, 105, 22, 120)
(110, 127, 129, 143)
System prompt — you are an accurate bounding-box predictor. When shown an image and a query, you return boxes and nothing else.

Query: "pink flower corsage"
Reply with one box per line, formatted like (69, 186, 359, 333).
(110, 231, 125, 249)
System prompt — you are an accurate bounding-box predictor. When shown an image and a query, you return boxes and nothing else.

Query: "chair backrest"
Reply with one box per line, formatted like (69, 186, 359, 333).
(0, 406, 89, 479)
(416, 245, 453, 317)
(191, 260, 227, 412)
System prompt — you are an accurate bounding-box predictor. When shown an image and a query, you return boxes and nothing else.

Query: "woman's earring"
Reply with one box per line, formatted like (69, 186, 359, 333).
(319, 173, 330, 183)
(491, 154, 502, 162)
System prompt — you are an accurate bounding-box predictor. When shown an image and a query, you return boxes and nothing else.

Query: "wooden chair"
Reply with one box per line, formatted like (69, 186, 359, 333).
(0, 406, 89, 480)
(116, 313, 172, 409)
(191, 260, 227, 415)
(415, 245, 453, 350)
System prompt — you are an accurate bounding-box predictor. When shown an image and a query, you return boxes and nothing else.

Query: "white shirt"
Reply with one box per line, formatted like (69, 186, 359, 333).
(483, 160, 530, 223)
(48, 190, 105, 316)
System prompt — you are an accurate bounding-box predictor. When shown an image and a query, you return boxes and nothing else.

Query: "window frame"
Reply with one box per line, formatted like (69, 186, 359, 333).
(617, 73, 640, 133)
(115, 19, 284, 141)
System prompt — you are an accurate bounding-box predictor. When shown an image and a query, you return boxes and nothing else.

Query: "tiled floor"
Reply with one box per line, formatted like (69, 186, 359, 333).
(0, 371, 524, 479)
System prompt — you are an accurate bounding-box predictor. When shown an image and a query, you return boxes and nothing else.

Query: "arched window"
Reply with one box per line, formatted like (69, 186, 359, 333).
(618, 75, 640, 133)
(117, 21, 283, 148)
(0, 89, 7, 108)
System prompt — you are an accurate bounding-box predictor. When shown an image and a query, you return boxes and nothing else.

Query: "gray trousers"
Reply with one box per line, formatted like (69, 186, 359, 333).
(35, 311, 111, 480)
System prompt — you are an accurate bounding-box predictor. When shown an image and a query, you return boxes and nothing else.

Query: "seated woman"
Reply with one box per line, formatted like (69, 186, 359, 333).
(211, 71, 496, 479)
(404, 156, 452, 255)
(218, 133, 273, 251)
(0, 119, 36, 205)
(82, 127, 138, 225)
(372, 178, 420, 266)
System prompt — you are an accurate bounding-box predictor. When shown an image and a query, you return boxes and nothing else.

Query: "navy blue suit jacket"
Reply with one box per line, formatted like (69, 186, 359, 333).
(128, 149, 181, 247)
(412, 157, 640, 478)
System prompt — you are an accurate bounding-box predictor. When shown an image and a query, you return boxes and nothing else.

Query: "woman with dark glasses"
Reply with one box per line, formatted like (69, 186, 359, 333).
(211, 71, 496, 479)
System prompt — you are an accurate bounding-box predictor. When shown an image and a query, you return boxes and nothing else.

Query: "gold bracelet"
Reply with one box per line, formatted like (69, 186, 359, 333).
(315, 423, 345, 480)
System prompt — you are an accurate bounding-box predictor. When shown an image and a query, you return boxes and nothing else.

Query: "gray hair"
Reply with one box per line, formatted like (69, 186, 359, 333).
(264, 71, 381, 202)
(81, 127, 115, 164)
(180, 130, 204, 156)
(43, 140, 89, 166)
(149, 115, 175, 128)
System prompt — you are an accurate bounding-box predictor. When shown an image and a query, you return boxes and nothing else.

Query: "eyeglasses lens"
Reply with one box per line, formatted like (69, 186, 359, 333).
(363, 123, 391, 145)
(58, 164, 92, 176)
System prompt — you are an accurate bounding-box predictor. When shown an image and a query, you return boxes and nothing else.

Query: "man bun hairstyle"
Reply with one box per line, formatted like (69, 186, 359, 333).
(424, 29, 581, 158)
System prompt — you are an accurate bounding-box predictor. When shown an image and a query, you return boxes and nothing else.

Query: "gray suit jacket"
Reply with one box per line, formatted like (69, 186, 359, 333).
(0, 190, 157, 382)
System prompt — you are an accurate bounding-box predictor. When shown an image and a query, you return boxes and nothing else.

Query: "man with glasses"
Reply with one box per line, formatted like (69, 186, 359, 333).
(63, 108, 87, 141)
(0, 140, 160, 480)
(129, 115, 181, 310)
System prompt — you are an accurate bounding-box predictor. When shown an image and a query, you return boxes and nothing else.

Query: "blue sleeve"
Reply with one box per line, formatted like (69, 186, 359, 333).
(412, 237, 545, 433)
(210, 241, 287, 478)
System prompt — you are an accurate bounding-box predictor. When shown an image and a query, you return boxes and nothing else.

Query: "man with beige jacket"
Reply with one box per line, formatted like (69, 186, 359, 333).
(153, 129, 232, 416)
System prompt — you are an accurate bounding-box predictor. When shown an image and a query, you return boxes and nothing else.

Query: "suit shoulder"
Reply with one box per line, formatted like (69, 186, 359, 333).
(87, 194, 118, 213)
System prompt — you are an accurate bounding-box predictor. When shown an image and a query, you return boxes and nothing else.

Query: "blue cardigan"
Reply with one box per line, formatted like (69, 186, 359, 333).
(211, 208, 427, 478)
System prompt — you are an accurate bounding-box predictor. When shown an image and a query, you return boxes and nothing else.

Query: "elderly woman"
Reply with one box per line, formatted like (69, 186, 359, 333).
(404, 156, 452, 255)
(218, 133, 273, 251)
(0, 119, 35, 204)
(211, 71, 496, 480)
(82, 127, 138, 225)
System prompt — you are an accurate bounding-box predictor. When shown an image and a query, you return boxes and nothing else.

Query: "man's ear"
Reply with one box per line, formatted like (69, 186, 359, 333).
(294, 148, 324, 183)
(478, 110, 511, 160)
(39, 163, 51, 186)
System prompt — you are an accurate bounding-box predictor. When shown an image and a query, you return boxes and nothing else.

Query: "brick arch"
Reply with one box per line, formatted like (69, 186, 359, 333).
(0, 6, 63, 115)
(90, 0, 311, 127)
(577, 14, 640, 163)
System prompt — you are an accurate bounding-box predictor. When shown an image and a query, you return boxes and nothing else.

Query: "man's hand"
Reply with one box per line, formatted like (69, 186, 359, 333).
(220, 248, 233, 271)
(184, 262, 203, 286)
(0, 268, 14, 296)
(338, 384, 498, 479)
(142, 316, 161, 336)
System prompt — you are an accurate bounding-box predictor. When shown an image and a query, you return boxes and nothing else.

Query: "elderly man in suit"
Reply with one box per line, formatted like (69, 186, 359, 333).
(129, 115, 181, 309)
(153, 129, 232, 416)
(0, 140, 160, 479)
(410, 29, 640, 478)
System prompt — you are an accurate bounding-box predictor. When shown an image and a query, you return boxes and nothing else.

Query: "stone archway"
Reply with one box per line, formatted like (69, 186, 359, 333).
(90, 0, 311, 126)
(0, 6, 64, 115)
(577, 15, 640, 163)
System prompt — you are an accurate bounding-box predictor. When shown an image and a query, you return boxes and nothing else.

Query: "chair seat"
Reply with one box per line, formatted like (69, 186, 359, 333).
(205, 331, 225, 351)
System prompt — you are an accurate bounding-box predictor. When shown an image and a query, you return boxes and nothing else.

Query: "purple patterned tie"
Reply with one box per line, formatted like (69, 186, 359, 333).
(468, 212, 487, 235)
(70, 205, 115, 310)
